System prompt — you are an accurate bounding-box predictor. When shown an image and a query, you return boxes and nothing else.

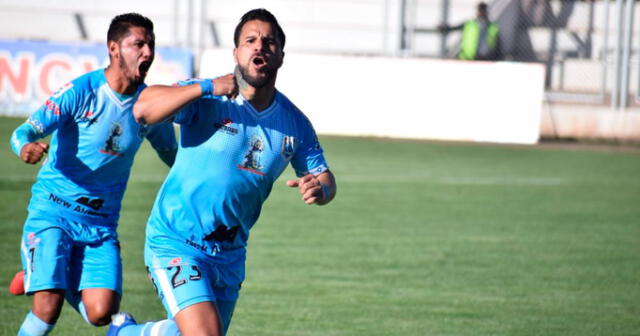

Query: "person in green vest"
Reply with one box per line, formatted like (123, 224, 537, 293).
(439, 2, 502, 61)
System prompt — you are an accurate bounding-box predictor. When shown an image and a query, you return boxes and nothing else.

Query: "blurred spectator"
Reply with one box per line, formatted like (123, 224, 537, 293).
(440, 2, 502, 61)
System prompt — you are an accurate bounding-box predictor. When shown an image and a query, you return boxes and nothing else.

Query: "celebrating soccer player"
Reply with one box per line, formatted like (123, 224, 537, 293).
(107, 8, 337, 336)
(9, 13, 177, 335)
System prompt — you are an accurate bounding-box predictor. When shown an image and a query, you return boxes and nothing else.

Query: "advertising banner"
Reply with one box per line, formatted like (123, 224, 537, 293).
(0, 39, 193, 117)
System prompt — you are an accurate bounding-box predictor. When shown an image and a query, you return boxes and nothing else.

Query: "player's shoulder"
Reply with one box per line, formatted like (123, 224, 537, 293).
(275, 90, 303, 115)
(275, 90, 312, 124)
(71, 68, 106, 91)
(53, 69, 104, 100)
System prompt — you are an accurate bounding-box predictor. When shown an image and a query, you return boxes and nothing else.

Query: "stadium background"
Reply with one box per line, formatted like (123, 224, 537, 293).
(0, 1, 639, 335)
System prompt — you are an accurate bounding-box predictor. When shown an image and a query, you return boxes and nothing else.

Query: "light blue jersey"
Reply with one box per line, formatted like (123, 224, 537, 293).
(15, 69, 177, 226)
(146, 79, 329, 254)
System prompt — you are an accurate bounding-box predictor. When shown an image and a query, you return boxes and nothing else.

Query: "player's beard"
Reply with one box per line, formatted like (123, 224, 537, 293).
(119, 52, 144, 86)
(237, 62, 277, 89)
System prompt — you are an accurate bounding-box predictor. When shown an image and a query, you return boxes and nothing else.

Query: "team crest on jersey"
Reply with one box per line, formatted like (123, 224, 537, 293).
(100, 122, 124, 156)
(238, 136, 265, 176)
(281, 136, 295, 160)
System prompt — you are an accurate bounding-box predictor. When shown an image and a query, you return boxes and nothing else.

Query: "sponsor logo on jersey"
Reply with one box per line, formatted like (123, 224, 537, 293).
(75, 196, 104, 210)
(204, 225, 239, 243)
(44, 99, 60, 115)
(52, 82, 74, 99)
(185, 239, 209, 253)
(238, 136, 265, 176)
(79, 110, 98, 126)
(47, 193, 109, 218)
(26, 118, 44, 134)
(26, 232, 41, 248)
(214, 118, 238, 135)
(99, 122, 124, 156)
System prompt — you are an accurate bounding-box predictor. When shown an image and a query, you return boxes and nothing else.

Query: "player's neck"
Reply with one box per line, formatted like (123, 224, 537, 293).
(104, 66, 138, 95)
(241, 85, 276, 112)
(235, 67, 277, 112)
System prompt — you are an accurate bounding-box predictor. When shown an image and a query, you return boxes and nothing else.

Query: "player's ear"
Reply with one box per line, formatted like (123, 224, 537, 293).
(233, 48, 238, 63)
(108, 40, 119, 60)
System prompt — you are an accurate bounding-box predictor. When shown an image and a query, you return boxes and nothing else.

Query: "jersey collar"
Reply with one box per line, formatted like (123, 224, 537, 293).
(100, 69, 142, 108)
(235, 91, 280, 120)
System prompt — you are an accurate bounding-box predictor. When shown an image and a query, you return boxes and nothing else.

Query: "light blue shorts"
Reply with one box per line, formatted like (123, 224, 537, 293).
(20, 211, 121, 296)
(144, 236, 245, 333)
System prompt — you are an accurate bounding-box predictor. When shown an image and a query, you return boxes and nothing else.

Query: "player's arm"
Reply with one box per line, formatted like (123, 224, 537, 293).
(10, 122, 49, 164)
(146, 122, 178, 167)
(11, 81, 76, 164)
(134, 74, 237, 125)
(286, 169, 337, 206)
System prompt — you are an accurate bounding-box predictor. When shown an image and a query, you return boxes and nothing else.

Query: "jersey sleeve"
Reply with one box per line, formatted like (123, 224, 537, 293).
(26, 82, 78, 137)
(291, 119, 329, 177)
(10, 122, 40, 156)
(173, 78, 220, 125)
(145, 122, 178, 152)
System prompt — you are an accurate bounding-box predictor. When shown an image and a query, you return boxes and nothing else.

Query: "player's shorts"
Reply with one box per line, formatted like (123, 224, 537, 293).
(144, 236, 246, 331)
(20, 210, 121, 296)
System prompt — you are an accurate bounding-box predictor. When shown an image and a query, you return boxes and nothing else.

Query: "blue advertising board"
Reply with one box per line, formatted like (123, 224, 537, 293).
(0, 39, 193, 117)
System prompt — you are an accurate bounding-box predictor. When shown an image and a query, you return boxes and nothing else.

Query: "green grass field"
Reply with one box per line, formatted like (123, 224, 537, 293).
(1, 115, 639, 335)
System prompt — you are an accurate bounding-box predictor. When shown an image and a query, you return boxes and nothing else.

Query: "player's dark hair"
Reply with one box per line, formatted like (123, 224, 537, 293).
(233, 8, 286, 49)
(107, 13, 154, 43)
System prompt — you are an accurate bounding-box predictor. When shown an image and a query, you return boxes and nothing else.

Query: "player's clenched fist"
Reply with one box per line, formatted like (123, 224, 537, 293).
(286, 174, 324, 205)
(20, 142, 49, 164)
(212, 74, 238, 99)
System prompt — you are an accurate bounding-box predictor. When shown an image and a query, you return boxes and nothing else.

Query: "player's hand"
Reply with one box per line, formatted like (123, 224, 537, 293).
(20, 142, 49, 164)
(286, 174, 325, 205)
(213, 74, 238, 99)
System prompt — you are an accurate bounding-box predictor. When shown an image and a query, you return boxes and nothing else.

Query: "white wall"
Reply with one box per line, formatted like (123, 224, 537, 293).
(201, 49, 545, 144)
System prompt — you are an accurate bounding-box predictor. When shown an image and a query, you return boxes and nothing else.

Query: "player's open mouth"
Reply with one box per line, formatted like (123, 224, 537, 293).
(139, 61, 151, 74)
(252, 56, 266, 69)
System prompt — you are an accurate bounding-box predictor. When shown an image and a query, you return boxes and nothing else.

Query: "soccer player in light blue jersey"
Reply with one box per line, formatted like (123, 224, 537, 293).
(107, 8, 337, 336)
(9, 13, 177, 336)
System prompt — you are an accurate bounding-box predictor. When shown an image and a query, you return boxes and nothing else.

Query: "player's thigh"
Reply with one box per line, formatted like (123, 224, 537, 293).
(147, 257, 214, 318)
(73, 235, 122, 294)
(21, 217, 72, 293)
(174, 301, 223, 336)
